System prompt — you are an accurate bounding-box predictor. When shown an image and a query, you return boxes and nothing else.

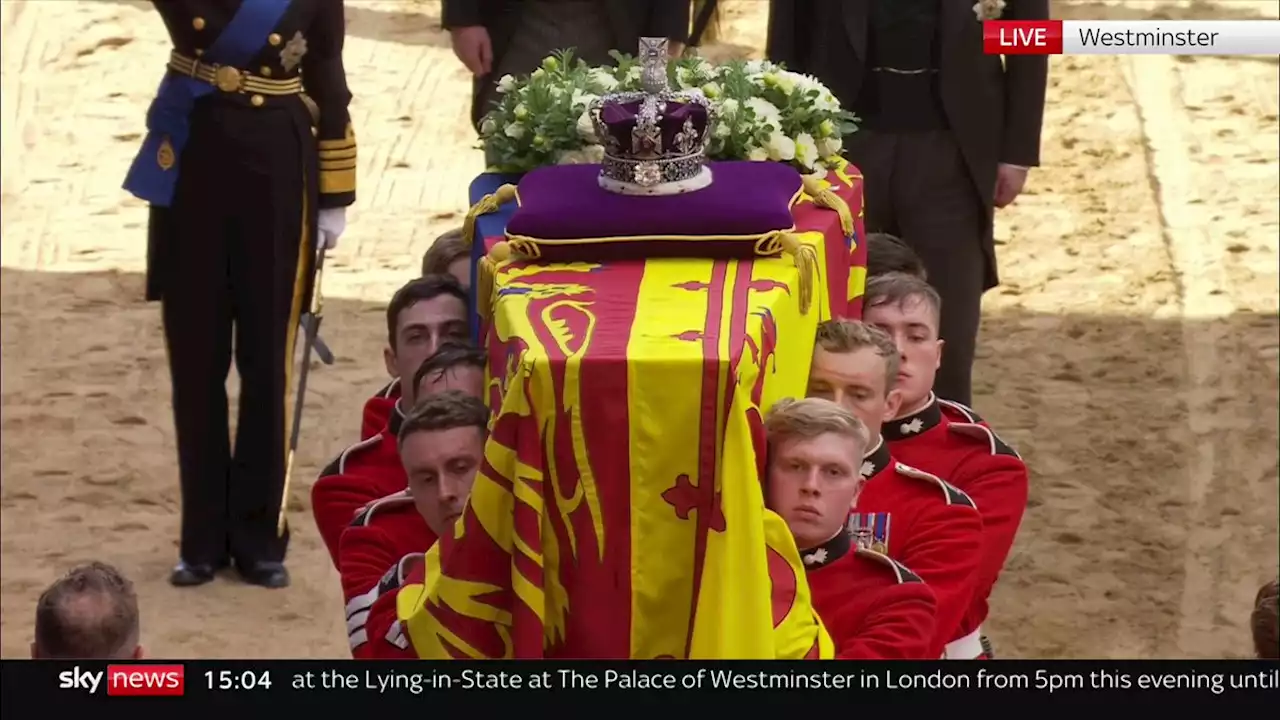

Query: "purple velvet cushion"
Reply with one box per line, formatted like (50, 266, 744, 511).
(506, 161, 802, 242)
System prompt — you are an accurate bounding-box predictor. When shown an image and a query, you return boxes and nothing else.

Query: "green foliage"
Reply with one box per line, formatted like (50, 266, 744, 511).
(481, 51, 859, 175)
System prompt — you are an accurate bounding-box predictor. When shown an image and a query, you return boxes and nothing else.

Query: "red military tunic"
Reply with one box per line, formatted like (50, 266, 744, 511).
(361, 379, 400, 441)
(884, 394, 1028, 659)
(312, 404, 408, 567)
(338, 492, 437, 659)
(803, 528, 937, 659)
(852, 438, 984, 659)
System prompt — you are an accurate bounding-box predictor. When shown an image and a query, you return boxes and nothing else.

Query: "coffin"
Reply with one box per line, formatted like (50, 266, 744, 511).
(398, 162, 867, 659)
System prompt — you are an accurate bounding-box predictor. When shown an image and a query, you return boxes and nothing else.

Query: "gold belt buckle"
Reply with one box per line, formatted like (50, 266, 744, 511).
(214, 65, 243, 93)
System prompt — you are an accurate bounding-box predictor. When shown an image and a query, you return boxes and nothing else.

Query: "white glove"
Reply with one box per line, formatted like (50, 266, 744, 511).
(317, 207, 347, 251)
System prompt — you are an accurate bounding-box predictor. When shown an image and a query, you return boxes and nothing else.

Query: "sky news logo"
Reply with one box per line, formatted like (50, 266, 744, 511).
(58, 665, 185, 696)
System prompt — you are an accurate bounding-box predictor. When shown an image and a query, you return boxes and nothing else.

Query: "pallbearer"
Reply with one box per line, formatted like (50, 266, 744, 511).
(762, 398, 938, 659)
(125, 0, 357, 589)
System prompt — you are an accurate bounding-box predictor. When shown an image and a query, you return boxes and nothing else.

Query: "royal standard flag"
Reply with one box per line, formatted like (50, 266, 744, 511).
(399, 165, 863, 659)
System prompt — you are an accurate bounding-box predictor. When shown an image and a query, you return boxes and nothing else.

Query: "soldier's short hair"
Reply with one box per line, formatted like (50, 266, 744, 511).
(34, 562, 139, 659)
(815, 319, 900, 394)
(422, 228, 468, 277)
(1253, 578, 1279, 659)
(866, 233, 927, 280)
(398, 390, 489, 447)
(412, 342, 487, 394)
(864, 272, 943, 327)
(765, 397, 870, 457)
(386, 275, 469, 349)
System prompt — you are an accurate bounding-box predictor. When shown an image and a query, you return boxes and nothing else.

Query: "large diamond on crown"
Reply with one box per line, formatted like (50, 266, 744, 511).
(588, 38, 716, 196)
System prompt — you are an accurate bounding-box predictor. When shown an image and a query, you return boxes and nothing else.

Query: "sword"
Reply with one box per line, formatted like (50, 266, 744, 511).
(278, 246, 336, 536)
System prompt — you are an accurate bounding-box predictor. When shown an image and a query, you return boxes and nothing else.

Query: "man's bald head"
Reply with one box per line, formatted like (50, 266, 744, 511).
(33, 562, 141, 659)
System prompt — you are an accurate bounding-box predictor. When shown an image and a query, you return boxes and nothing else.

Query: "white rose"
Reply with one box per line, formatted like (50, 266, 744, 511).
(713, 121, 730, 139)
(583, 144, 605, 163)
(744, 60, 767, 76)
(624, 65, 642, 83)
(794, 132, 819, 170)
(746, 97, 782, 130)
(814, 90, 841, 113)
(747, 147, 769, 162)
(513, 103, 529, 120)
(504, 122, 526, 140)
(496, 74, 517, 94)
(765, 132, 796, 162)
(676, 66, 694, 89)
(590, 67, 619, 91)
(718, 98, 739, 118)
(531, 67, 546, 79)
(817, 135, 843, 158)
(576, 110, 598, 141)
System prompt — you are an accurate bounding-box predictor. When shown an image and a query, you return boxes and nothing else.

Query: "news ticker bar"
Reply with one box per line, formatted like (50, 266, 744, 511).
(2, 660, 1276, 709)
(984, 20, 1280, 55)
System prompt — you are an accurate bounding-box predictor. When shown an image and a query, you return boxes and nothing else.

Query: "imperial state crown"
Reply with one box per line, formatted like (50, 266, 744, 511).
(589, 37, 716, 196)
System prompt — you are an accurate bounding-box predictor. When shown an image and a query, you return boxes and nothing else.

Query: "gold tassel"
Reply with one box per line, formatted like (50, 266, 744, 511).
(777, 233, 818, 316)
(801, 176, 854, 238)
(461, 183, 519, 249)
(477, 240, 513, 322)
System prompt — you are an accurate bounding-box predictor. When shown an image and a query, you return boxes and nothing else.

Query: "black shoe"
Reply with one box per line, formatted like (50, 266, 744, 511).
(236, 560, 290, 589)
(169, 561, 222, 587)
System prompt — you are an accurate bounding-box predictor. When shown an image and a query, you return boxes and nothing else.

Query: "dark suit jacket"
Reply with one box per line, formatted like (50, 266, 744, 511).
(444, 0, 691, 126)
(766, 0, 1048, 214)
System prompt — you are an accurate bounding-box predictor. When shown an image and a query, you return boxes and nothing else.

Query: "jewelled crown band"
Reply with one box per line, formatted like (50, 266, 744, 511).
(588, 37, 717, 196)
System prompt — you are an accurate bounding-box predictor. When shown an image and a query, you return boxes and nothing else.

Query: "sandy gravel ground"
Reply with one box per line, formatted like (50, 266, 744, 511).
(2, 0, 1276, 659)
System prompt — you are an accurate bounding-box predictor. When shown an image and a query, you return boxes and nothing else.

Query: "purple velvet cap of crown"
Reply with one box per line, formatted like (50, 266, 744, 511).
(599, 99, 710, 158)
(506, 161, 802, 240)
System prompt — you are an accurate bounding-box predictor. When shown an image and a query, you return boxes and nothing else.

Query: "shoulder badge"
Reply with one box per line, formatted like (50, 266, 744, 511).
(938, 398, 984, 423)
(856, 548, 923, 584)
(947, 422, 1022, 460)
(846, 512, 891, 554)
(350, 490, 414, 527)
(895, 462, 977, 510)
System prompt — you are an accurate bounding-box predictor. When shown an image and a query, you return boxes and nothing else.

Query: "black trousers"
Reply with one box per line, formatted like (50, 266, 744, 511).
(847, 129, 986, 406)
(474, 0, 618, 133)
(149, 101, 313, 565)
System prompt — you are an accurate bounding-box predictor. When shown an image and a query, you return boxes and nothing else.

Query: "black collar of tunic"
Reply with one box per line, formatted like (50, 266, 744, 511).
(800, 527, 853, 571)
(882, 393, 943, 441)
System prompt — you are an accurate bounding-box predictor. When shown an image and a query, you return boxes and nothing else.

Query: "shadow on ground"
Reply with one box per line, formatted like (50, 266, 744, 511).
(1, 252, 1277, 660)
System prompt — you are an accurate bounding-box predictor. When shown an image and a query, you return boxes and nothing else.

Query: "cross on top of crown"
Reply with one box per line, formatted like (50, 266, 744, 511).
(638, 37, 669, 94)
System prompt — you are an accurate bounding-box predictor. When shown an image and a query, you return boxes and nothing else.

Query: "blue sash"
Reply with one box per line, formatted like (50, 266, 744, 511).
(123, 0, 293, 206)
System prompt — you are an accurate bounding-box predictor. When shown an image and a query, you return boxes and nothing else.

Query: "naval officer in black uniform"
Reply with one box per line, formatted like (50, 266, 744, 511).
(126, 0, 357, 589)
